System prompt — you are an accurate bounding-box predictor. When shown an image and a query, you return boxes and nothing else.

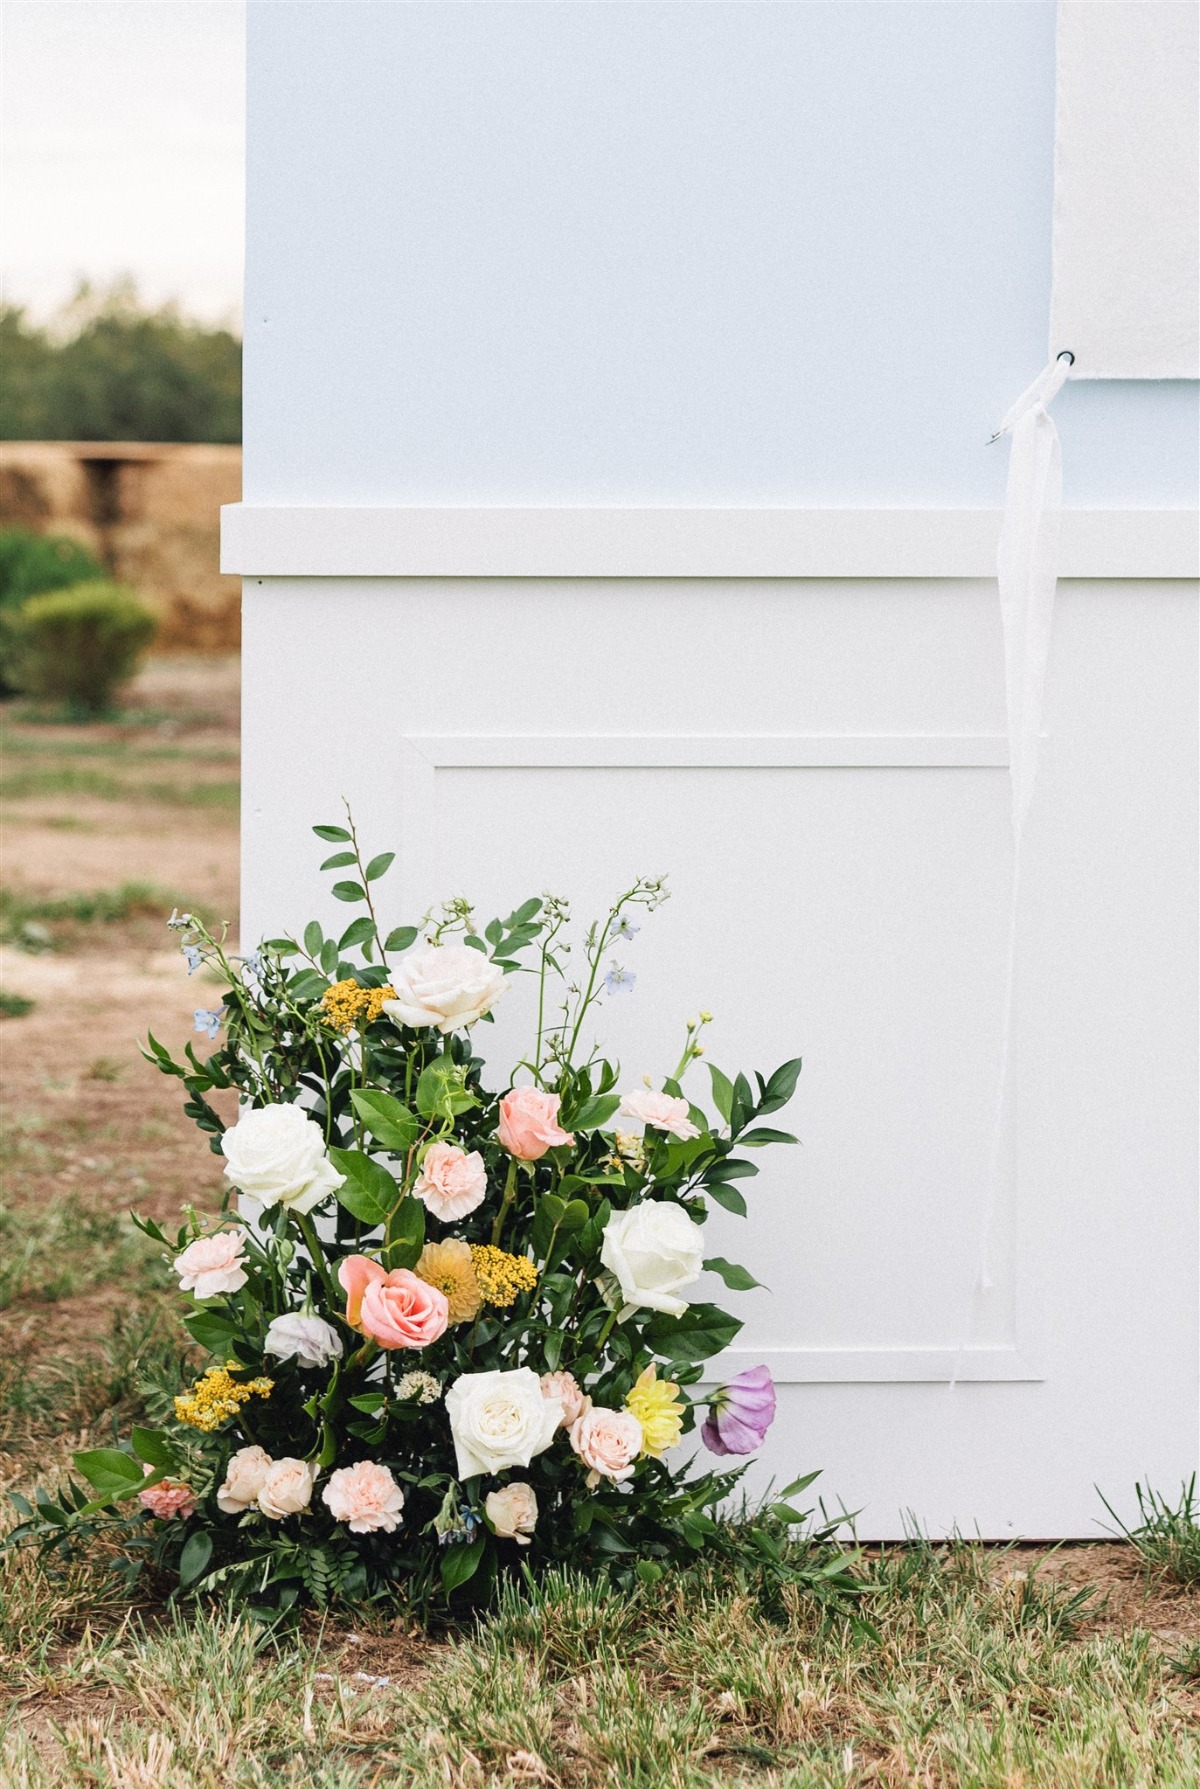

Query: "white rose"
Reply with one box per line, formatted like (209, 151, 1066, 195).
(256, 1456, 318, 1520)
(599, 1200, 705, 1318)
(216, 1444, 273, 1514)
(263, 1312, 344, 1370)
(445, 1368, 563, 1478)
(220, 1104, 344, 1216)
(485, 1482, 539, 1545)
(382, 943, 507, 1034)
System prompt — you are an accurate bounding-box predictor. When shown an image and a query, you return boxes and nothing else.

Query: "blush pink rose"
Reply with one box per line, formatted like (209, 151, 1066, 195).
(540, 1369, 589, 1429)
(414, 1141, 488, 1222)
(569, 1406, 643, 1484)
(498, 1087, 574, 1162)
(339, 1254, 449, 1350)
(322, 1460, 405, 1533)
(172, 1229, 248, 1299)
(619, 1088, 700, 1140)
(138, 1467, 197, 1521)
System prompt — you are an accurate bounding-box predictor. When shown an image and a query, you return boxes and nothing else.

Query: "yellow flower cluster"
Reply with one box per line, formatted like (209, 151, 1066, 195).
(625, 1365, 685, 1458)
(416, 1239, 483, 1324)
(469, 1245, 539, 1307)
(174, 1364, 273, 1433)
(319, 980, 397, 1034)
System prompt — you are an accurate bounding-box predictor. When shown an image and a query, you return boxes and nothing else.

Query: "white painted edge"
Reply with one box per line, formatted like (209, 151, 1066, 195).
(221, 505, 1198, 579)
(412, 733, 1010, 768)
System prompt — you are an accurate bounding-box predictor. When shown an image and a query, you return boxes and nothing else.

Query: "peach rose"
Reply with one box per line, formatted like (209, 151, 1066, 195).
(498, 1087, 574, 1162)
(619, 1088, 700, 1140)
(322, 1460, 405, 1534)
(173, 1229, 248, 1299)
(569, 1406, 643, 1485)
(217, 1444, 273, 1514)
(540, 1369, 589, 1429)
(485, 1482, 538, 1545)
(414, 1141, 488, 1222)
(338, 1254, 449, 1350)
(138, 1467, 196, 1521)
(257, 1456, 318, 1520)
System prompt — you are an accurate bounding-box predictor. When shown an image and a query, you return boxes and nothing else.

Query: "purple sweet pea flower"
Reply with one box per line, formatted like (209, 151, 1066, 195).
(700, 1364, 776, 1456)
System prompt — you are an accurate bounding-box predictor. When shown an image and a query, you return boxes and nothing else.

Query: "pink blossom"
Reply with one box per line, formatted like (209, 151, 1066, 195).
(173, 1229, 248, 1299)
(138, 1467, 197, 1522)
(414, 1141, 488, 1222)
(322, 1460, 405, 1534)
(619, 1088, 700, 1140)
(700, 1365, 776, 1456)
(498, 1087, 574, 1161)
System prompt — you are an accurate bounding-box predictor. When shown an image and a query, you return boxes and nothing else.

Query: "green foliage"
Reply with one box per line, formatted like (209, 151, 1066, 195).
(1099, 1475, 1200, 1586)
(9, 580, 157, 716)
(0, 287, 241, 444)
(0, 526, 108, 693)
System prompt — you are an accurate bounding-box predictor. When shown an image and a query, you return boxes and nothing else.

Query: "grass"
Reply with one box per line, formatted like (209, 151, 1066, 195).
(0, 765, 240, 806)
(0, 881, 205, 951)
(1100, 1478, 1200, 1588)
(0, 1194, 165, 1310)
(0, 990, 35, 1018)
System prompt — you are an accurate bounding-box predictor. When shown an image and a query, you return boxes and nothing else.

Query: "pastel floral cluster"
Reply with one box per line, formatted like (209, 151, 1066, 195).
(49, 836, 801, 1611)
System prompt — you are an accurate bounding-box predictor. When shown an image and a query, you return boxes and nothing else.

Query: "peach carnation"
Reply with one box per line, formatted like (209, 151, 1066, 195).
(172, 1229, 248, 1299)
(414, 1141, 488, 1222)
(322, 1460, 405, 1534)
(138, 1467, 197, 1521)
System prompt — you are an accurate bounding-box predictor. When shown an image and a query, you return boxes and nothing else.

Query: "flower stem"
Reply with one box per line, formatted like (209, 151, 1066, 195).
(490, 1159, 519, 1247)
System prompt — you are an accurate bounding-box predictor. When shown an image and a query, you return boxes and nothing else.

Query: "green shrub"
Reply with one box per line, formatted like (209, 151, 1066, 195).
(0, 528, 107, 693)
(10, 582, 157, 717)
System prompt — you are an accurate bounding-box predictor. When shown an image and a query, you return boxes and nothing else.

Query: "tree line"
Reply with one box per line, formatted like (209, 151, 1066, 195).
(1, 283, 241, 444)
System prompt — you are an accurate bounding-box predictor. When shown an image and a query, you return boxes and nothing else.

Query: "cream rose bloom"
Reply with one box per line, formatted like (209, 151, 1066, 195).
(173, 1230, 248, 1299)
(263, 1312, 344, 1369)
(256, 1456, 318, 1520)
(382, 944, 507, 1034)
(413, 1141, 488, 1222)
(220, 1103, 344, 1216)
(445, 1367, 563, 1478)
(217, 1445, 273, 1514)
(322, 1460, 405, 1534)
(485, 1482, 539, 1545)
(599, 1200, 705, 1318)
(570, 1407, 643, 1484)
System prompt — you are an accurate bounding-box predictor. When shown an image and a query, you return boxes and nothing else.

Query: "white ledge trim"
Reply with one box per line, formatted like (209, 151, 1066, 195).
(221, 505, 1197, 580)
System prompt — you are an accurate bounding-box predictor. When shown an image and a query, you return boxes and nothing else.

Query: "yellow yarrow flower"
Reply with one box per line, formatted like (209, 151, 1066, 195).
(319, 979, 397, 1034)
(625, 1365, 685, 1458)
(469, 1245, 538, 1308)
(174, 1363, 273, 1434)
(416, 1239, 483, 1323)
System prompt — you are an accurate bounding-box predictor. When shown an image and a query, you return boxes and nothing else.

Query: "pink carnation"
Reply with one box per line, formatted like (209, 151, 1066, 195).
(619, 1088, 700, 1140)
(414, 1141, 488, 1222)
(138, 1467, 197, 1522)
(322, 1460, 406, 1533)
(173, 1229, 248, 1299)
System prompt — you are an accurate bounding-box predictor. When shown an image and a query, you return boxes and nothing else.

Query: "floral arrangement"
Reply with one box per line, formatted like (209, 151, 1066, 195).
(12, 819, 812, 1614)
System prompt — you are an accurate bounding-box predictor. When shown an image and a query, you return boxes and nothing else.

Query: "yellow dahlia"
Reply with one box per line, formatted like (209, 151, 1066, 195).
(625, 1364, 685, 1458)
(415, 1239, 483, 1323)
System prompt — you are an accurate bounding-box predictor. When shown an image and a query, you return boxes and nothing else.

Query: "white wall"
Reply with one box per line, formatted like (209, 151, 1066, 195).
(243, 0, 1197, 508)
(237, 1, 1199, 1536)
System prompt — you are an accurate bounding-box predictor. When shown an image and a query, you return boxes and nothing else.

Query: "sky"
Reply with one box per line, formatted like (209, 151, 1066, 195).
(1, 0, 245, 326)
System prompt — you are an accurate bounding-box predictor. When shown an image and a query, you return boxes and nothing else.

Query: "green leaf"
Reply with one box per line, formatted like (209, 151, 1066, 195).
(179, 1531, 213, 1589)
(738, 1127, 799, 1147)
(704, 1182, 748, 1217)
(319, 851, 357, 870)
(365, 852, 395, 882)
(332, 881, 366, 904)
(703, 1256, 765, 1292)
(705, 1158, 758, 1182)
(348, 1392, 386, 1414)
(568, 1093, 621, 1131)
(303, 920, 324, 957)
(510, 897, 542, 925)
(559, 1199, 590, 1233)
(384, 926, 419, 954)
(350, 1089, 418, 1153)
(338, 917, 376, 951)
(384, 1196, 425, 1270)
(708, 1064, 735, 1123)
(73, 1448, 144, 1499)
(415, 1057, 478, 1119)
(758, 1057, 803, 1115)
(643, 1302, 742, 1364)
(328, 1148, 397, 1228)
(130, 1428, 181, 1471)
(183, 1310, 240, 1353)
(440, 1534, 486, 1595)
(313, 824, 352, 842)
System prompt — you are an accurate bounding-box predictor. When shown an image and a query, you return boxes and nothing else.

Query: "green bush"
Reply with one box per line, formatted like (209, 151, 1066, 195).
(10, 582, 157, 717)
(0, 528, 108, 693)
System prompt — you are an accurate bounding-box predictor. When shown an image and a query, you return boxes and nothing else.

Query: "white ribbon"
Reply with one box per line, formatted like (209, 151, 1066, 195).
(950, 353, 1070, 1382)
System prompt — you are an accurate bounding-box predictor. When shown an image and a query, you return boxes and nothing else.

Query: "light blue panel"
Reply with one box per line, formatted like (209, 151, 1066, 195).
(244, 1, 1197, 507)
